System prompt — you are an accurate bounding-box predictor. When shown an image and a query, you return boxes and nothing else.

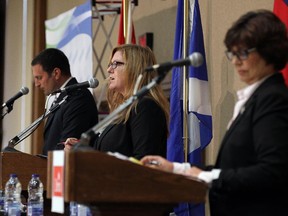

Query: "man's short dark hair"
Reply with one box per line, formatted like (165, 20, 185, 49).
(31, 48, 71, 76)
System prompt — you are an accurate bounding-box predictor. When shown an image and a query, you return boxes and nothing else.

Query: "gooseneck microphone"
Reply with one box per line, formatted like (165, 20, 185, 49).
(145, 52, 204, 72)
(51, 78, 99, 94)
(2, 87, 29, 109)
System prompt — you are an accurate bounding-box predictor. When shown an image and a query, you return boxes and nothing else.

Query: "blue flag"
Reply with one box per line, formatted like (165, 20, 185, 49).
(167, 0, 212, 215)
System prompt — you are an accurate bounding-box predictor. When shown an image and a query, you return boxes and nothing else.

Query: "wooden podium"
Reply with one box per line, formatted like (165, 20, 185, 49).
(47, 151, 208, 216)
(0, 152, 47, 190)
(0, 152, 60, 215)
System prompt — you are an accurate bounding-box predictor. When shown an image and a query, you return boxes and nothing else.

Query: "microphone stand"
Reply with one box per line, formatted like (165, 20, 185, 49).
(1, 104, 14, 120)
(79, 70, 168, 146)
(6, 95, 69, 150)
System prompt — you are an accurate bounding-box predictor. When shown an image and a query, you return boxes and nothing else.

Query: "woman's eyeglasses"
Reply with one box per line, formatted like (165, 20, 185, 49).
(225, 48, 256, 61)
(108, 61, 125, 69)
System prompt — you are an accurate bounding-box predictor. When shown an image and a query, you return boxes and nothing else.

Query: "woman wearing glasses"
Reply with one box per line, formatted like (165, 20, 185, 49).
(65, 44, 169, 160)
(141, 10, 288, 216)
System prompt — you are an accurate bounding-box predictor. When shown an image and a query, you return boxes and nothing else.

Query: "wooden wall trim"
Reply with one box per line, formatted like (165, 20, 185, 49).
(0, 0, 6, 150)
(31, 0, 47, 155)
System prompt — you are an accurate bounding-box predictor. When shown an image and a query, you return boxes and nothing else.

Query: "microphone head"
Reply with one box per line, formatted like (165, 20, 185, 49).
(20, 87, 29, 95)
(88, 78, 99, 89)
(189, 52, 204, 67)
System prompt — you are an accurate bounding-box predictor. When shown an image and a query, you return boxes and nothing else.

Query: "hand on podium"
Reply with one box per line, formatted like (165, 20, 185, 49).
(62, 137, 80, 151)
(141, 155, 174, 173)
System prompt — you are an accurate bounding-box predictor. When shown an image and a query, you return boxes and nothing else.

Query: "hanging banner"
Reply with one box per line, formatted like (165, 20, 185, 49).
(45, 0, 93, 82)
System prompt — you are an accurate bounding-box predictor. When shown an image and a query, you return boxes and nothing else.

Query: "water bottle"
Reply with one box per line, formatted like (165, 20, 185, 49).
(4, 174, 22, 216)
(69, 202, 91, 216)
(0, 189, 4, 212)
(27, 174, 43, 216)
(77, 204, 91, 216)
(69, 201, 77, 216)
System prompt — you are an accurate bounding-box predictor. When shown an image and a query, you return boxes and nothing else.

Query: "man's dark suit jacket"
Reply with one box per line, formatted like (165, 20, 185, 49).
(43, 78, 98, 155)
(209, 73, 288, 216)
(94, 97, 167, 160)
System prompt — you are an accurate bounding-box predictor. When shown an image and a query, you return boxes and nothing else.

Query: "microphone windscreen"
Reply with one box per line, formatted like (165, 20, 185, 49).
(20, 87, 29, 95)
(189, 52, 204, 67)
(89, 78, 99, 88)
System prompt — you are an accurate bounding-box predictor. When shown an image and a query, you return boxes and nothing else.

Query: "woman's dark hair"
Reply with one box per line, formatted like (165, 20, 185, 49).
(224, 10, 288, 70)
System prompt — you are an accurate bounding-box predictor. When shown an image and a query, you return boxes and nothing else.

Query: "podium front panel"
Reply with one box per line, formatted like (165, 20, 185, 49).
(47, 151, 208, 204)
(0, 152, 47, 190)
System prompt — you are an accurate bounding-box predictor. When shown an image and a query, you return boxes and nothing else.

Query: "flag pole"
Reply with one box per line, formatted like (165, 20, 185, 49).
(123, 0, 133, 44)
(123, 0, 128, 43)
(126, 0, 133, 43)
(182, 0, 189, 162)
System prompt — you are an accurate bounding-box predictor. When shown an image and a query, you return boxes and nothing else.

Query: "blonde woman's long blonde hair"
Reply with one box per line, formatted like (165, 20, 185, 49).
(107, 44, 170, 135)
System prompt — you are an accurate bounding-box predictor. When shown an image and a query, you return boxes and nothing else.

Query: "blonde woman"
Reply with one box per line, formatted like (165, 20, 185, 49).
(65, 44, 169, 160)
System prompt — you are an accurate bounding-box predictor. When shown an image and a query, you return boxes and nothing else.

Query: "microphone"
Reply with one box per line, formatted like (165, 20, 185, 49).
(145, 52, 204, 72)
(2, 87, 29, 108)
(52, 78, 99, 94)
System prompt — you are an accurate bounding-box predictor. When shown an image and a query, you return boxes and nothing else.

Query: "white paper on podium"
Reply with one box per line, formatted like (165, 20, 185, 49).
(51, 151, 65, 213)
